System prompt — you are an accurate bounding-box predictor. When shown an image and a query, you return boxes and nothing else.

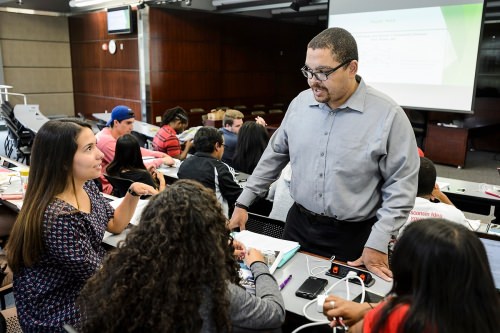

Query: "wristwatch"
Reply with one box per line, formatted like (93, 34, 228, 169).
(235, 202, 249, 210)
(127, 187, 140, 197)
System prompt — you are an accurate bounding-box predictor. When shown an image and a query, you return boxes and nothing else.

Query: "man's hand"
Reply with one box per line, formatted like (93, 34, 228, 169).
(229, 207, 249, 230)
(348, 247, 393, 282)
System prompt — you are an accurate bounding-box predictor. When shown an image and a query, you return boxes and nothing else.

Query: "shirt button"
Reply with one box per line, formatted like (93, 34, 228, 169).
(320, 152, 324, 157)
(324, 132, 328, 135)
(319, 173, 323, 177)
(319, 193, 323, 198)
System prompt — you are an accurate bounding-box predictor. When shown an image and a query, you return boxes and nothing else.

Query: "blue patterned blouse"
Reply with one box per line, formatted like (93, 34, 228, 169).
(13, 181, 114, 332)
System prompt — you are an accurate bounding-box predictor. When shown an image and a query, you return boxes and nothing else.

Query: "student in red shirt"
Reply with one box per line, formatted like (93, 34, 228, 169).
(323, 219, 500, 333)
(152, 106, 193, 160)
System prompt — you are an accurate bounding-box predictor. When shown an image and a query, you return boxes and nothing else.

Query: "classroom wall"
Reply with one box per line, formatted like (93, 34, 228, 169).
(148, 8, 321, 125)
(0, 12, 74, 117)
(69, 11, 141, 119)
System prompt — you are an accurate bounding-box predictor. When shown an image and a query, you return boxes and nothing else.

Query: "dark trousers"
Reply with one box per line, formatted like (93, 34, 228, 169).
(283, 203, 376, 262)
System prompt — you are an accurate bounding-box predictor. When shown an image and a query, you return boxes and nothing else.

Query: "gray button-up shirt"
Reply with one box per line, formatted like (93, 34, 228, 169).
(238, 77, 419, 252)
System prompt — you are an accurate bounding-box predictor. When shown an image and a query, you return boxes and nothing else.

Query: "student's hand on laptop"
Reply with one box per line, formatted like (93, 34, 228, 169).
(228, 207, 248, 230)
(348, 247, 393, 282)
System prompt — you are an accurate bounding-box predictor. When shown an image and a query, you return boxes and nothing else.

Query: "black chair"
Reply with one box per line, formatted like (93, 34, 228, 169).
(3, 119, 32, 164)
(104, 174, 133, 198)
(246, 212, 285, 239)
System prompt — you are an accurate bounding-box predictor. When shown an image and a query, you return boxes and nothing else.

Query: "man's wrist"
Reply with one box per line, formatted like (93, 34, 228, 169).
(235, 202, 249, 211)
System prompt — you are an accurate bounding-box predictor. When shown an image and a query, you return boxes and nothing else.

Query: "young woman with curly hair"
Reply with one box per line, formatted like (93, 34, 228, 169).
(78, 179, 285, 332)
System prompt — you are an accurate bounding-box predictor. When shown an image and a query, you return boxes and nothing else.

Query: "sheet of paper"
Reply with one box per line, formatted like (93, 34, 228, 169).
(109, 198, 149, 225)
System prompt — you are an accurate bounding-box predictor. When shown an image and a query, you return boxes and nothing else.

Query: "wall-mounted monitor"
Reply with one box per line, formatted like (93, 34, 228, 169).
(328, 0, 485, 113)
(107, 6, 132, 35)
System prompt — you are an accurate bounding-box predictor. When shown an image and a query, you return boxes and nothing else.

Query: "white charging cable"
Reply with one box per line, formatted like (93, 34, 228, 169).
(291, 271, 366, 333)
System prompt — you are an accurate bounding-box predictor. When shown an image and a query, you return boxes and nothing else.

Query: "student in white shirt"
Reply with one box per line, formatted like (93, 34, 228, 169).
(399, 157, 478, 236)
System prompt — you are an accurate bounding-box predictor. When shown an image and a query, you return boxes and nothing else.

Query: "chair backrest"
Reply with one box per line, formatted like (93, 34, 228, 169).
(246, 212, 285, 239)
(104, 174, 134, 198)
(251, 110, 266, 116)
(0, 306, 22, 333)
(268, 109, 283, 114)
(233, 105, 247, 111)
(189, 108, 205, 113)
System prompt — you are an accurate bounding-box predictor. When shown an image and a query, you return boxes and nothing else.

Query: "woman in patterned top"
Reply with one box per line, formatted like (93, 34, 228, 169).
(6, 119, 158, 332)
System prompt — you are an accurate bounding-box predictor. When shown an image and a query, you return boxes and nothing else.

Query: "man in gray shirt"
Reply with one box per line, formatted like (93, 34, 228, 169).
(229, 27, 419, 281)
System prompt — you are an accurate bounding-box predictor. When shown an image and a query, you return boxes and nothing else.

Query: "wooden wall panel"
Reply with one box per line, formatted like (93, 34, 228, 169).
(72, 69, 101, 95)
(149, 11, 220, 42)
(101, 39, 139, 69)
(148, 8, 320, 123)
(69, 11, 139, 119)
(70, 42, 102, 68)
(150, 72, 220, 101)
(74, 94, 141, 116)
(101, 71, 140, 100)
(151, 41, 221, 72)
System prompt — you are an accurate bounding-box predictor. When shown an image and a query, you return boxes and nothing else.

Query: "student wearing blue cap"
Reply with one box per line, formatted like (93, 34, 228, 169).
(96, 105, 174, 194)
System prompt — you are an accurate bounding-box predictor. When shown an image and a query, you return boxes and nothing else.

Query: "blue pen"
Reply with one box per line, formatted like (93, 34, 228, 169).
(279, 274, 292, 291)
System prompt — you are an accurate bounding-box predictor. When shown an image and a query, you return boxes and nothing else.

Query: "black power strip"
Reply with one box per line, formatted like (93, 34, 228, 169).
(325, 262, 375, 287)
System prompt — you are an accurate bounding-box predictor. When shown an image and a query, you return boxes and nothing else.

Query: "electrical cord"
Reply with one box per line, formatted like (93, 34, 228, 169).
(292, 272, 366, 333)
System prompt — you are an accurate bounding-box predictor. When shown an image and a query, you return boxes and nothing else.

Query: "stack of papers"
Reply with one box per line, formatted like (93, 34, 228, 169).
(109, 198, 149, 226)
(234, 230, 300, 274)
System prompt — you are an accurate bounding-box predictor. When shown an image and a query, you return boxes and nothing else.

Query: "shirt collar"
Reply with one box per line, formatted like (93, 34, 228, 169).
(307, 75, 366, 113)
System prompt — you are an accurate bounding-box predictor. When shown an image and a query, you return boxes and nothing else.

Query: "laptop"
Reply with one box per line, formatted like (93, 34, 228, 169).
(476, 231, 500, 293)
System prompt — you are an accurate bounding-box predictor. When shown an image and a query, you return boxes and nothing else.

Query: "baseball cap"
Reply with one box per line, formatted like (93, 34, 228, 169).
(106, 105, 135, 126)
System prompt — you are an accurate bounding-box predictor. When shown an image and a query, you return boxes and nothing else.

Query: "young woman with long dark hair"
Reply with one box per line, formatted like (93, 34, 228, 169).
(232, 121, 269, 174)
(323, 218, 500, 333)
(107, 134, 165, 192)
(6, 119, 158, 332)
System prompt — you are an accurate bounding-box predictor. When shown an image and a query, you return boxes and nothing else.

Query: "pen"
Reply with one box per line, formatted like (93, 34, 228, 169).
(279, 274, 292, 291)
(485, 191, 500, 199)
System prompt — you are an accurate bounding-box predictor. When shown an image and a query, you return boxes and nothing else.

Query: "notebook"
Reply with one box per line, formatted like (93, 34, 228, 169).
(234, 230, 300, 274)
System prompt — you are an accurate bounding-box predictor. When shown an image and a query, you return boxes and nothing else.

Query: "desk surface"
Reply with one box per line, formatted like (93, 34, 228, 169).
(93, 113, 160, 139)
(14, 104, 49, 133)
(438, 176, 500, 201)
(274, 253, 391, 316)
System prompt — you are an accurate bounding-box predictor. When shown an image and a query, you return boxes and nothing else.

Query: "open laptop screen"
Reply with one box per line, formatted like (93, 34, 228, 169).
(476, 232, 500, 292)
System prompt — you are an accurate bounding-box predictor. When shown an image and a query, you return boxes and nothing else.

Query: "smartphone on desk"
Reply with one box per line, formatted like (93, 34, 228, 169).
(295, 276, 328, 300)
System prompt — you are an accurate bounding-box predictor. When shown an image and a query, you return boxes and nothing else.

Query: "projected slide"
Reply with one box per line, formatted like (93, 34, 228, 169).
(329, 0, 484, 112)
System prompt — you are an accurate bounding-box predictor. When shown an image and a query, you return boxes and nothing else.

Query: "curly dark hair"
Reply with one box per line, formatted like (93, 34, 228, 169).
(78, 180, 240, 332)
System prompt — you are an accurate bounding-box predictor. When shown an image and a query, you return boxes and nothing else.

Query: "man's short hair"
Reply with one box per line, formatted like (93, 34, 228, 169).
(418, 157, 437, 197)
(223, 109, 244, 127)
(308, 27, 358, 65)
(194, 127, 223, 153)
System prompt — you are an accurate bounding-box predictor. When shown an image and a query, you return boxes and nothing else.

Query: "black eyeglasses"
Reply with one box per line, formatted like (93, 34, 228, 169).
(301, 59, 353, 81)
